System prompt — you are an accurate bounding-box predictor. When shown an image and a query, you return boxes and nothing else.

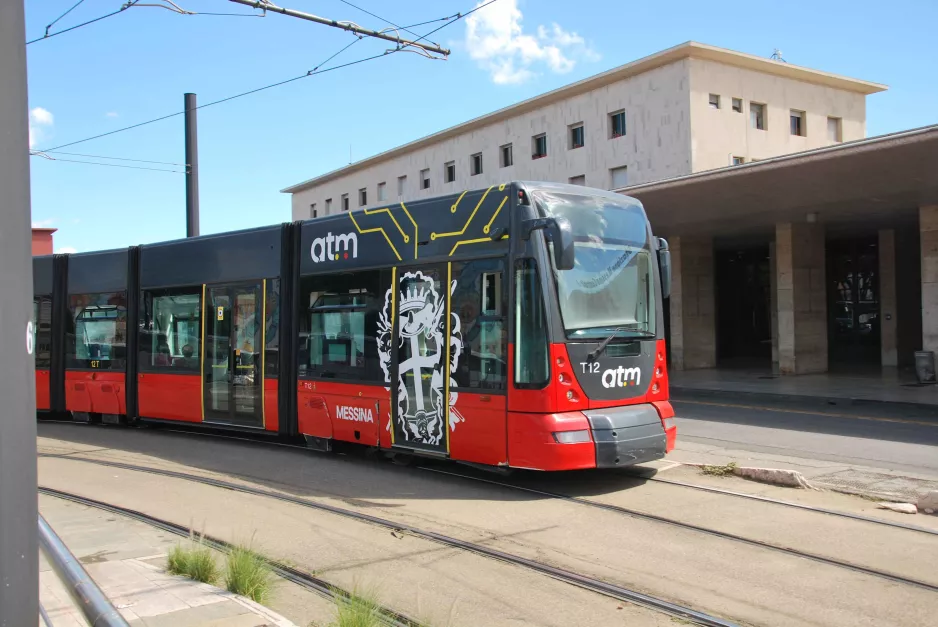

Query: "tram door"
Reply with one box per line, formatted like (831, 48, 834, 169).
(391, 264, 452, 455)
(203, 282, 264, 427)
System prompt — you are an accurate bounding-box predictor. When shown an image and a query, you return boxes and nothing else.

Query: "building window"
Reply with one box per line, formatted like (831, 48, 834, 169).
(532, 133, 547, 159)
(67, 292, 128, 370)
(569, 175, 585, 186)
(732, 98, 743, 113)
(790, 109, 805, 136)
(569, 123, 584, 149)
(500, 143, 513, 167)
(750, 103, 766, 130)
(732, 156, 745, 166)
(377, 182, 386, 202)
(310, 203, 317, 219)
(708, 94, 721, 109)
(139, 288, 201, 372)
(325, 198, 332, 214)
(397, 175, 406, 197)
(444, 161, 456, 183)
(609, 165, 628, 189)
(420, 168, 430, 190)
(827, 116, 842, 142)
(610, 110, 626, 138)
(359, 188, 367, 207)
(341, 194, 349, 212)
(471, 153, 483, 176)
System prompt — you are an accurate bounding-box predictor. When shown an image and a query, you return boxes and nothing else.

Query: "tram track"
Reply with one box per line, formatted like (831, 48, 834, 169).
(38, 486, 420, 627)
(420, 466, 938, 593)
(36, 452, 742, 627)
(43, 419, 938, 536)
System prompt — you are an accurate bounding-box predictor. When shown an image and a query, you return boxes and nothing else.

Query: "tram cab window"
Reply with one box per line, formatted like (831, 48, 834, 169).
(299, 270, 387, 382)
(67, 292, 128, 369)
(451, 259, 507, 390)
(514, 259, 550, 387)
(139, 288, 202, 372)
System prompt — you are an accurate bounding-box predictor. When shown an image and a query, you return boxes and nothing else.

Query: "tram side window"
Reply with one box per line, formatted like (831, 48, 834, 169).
(33, 296, 52, 369)
(451, 259, 507, 390)
(67, 292, 128, 369)
(264, 279, 280, 377)
(514, 259, 550, 387)
(298, 270, 387, 382)
(139, 288, 202, 372)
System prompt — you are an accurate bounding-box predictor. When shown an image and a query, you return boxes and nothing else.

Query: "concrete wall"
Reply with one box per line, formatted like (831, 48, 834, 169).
(670, 235, 716, 370)
(291, 61, 695, 220)
(776, 223, 827, 374)
(688, 58, 866, 172)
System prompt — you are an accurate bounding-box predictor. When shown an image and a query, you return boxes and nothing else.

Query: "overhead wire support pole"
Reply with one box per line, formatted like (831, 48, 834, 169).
(184, 92, 200, 237)
(226, 0, 451, 57)
(0, 0, 39, 624)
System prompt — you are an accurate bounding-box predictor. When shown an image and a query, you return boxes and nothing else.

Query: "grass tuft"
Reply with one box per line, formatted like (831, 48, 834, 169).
(331, 585, 383, 627)
(166, 536, 219, 585)
(225, 544, 273, 604)
(700, 461, 738, 477)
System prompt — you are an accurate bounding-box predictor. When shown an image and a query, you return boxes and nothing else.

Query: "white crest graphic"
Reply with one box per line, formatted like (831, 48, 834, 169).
(377, 271, 463, 446)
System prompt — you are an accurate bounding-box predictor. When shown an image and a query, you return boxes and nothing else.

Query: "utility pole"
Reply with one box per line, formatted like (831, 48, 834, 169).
(184, 92, 199, 238)
(0, 0, 39, 625)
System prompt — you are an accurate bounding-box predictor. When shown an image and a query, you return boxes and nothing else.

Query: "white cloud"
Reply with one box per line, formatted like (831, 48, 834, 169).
(106, 111, 119, 118)
(32, 218, 55, 228)
(55, 246, 77, 254)
(464, 0, 599, 84)
(28, 106, 54, 149)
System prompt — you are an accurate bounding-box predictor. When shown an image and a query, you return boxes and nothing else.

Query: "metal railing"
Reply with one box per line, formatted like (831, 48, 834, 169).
(38, 514, 130, 627)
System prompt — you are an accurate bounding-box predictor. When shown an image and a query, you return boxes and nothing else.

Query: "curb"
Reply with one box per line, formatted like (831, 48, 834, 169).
(679, 462, 815, 489)
(671, 386, 938, 419)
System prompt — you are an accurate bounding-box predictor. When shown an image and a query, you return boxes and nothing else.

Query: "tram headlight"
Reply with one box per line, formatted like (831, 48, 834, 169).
(552, 430, 591, 444)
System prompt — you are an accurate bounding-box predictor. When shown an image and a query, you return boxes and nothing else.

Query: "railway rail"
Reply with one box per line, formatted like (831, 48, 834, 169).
(39, 486, 420, 627)
(37, 452, 742, 627)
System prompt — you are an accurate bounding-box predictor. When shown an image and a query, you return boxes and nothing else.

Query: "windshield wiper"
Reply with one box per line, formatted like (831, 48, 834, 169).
(587, 327, 653, 361)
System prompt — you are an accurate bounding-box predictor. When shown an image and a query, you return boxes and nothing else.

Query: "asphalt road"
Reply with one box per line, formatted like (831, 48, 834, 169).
(672, 397, 938, 477)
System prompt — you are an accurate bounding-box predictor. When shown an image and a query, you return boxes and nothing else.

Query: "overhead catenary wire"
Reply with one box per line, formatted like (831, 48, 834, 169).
(34, 0, 498, 153)
(226, 0, 450, 56)
(44, 0, 88, 36)
(334, 0, 441, 48)
(39, 150, 188, 167)
(27, 1, 140, 45)
(30, 152, 186, 174)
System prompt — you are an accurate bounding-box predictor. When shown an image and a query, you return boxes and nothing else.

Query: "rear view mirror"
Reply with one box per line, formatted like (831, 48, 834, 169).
(657, 237, 671, 299)
(520, 217, 575, 271)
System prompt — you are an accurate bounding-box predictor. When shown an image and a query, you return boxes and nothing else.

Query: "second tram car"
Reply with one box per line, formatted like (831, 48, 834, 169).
(33, 182, 676, 471)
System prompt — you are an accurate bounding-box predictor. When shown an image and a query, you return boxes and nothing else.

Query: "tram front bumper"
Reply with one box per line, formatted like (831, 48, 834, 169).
(583, 405, 668, 467)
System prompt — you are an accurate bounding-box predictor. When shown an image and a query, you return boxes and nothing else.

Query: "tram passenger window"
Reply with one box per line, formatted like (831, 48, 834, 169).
(264, 279, 280, 377)
(451, 260, 507, 390)
(298, 270, 388, 382)
(67, 292, 128, 369)
(514, 260, 549, 386)
(139, 288, 201, 372)
(33, 296, 52, 369)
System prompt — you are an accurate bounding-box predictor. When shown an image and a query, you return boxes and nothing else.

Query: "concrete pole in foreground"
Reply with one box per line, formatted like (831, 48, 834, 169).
(0, 0, 39, 625)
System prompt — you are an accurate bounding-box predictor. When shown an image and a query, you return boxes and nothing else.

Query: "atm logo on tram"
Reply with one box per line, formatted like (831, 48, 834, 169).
(311, 232, 358, 263)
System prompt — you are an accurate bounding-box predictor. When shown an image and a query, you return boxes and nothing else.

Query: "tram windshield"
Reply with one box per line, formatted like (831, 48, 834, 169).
(531, 188, 656, 340)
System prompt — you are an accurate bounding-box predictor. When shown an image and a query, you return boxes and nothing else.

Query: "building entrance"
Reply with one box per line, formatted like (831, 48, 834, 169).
(715, 246, 772, 367)
(827, 237, 880, 366)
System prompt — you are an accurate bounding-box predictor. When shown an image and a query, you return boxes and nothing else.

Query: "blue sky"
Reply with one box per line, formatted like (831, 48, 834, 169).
(26, 0, 938, 253)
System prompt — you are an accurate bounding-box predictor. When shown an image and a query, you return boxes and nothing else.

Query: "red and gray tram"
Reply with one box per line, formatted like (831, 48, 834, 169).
(33, 182, 676, 471)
